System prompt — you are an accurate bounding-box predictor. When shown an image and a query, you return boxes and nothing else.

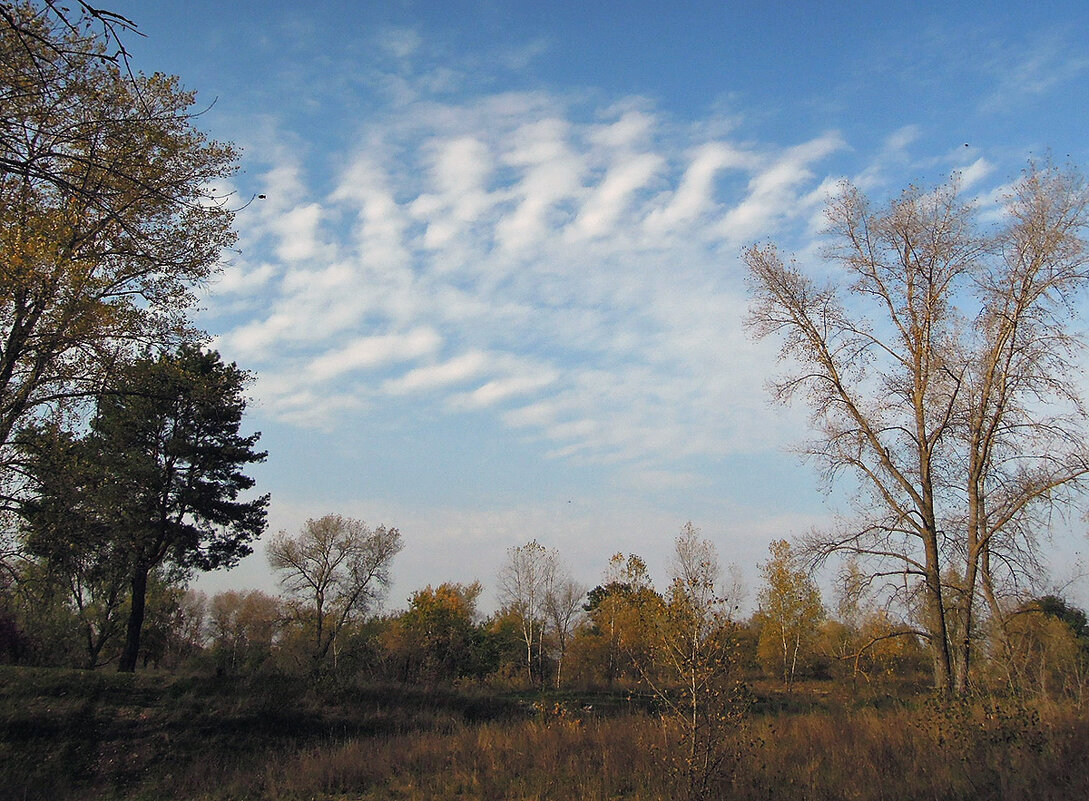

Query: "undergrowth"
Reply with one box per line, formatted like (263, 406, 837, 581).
(2, 666, 1088, 801)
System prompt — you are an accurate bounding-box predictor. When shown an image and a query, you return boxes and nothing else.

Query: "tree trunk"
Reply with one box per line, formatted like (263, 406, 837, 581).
(118, 567, 148, 673)
(951, 555, 980, 696)
(922, 533, 953, 694)
(554, 633, 566, 689)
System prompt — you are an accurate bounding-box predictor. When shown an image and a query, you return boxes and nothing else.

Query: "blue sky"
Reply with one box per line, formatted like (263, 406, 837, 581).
(108, 1, 1089, 610)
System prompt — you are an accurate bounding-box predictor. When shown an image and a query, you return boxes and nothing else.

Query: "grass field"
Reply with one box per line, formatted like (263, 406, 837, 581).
(2, 666, 1088, 800)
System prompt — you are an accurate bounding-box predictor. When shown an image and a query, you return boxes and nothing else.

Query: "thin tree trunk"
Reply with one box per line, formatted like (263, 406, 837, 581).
(923, 531, 953, 694)
(952, 554, 979, 695)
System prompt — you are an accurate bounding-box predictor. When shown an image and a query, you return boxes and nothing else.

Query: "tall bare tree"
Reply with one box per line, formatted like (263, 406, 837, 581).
(269, 515, 402, 668)
(745, 162, 1089, 695)
(544, 572, 585, 688)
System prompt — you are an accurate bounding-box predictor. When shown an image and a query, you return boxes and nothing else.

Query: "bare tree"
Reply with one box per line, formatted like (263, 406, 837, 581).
(544, 572, 586, 688)
(268, 515, 402, 668)
(745, 161, 1089, 695)
(497, 539, 558, 682)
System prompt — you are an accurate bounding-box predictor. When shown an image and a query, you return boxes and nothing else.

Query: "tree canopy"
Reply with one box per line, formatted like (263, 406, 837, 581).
(0, 3, 237, 477)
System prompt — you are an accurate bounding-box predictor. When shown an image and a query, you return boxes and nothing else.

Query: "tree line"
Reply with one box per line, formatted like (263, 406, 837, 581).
(6, 513, 1086, 706)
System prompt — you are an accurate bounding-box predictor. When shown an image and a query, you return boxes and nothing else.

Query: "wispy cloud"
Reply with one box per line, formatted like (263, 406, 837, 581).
(644, 141, 759, 234)
(717, 133, 845, 243)
(382, 351, 489, 395)
(980, 31, 1089, 113)
(448, 365, 560, 410)
(205, 62, 864, 473)
(308, 329, 442, 381)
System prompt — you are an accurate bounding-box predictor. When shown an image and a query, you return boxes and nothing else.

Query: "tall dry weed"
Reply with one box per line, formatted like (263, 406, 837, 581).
(238, 700, 1089, 801)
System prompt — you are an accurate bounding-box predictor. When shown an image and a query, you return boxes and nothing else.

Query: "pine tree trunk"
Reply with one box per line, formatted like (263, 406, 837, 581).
(118, 567, 148, 673)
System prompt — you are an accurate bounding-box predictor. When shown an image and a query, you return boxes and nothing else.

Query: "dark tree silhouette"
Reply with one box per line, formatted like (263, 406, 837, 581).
(19, 347, 268, 672)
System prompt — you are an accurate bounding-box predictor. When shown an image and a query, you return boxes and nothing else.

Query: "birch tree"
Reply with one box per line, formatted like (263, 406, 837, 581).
(544, 574, 585, 687)
(647, 524, 746, 801)
(755, 539, 824, 690)
(745, 161, 1089, 695)
(497, 539, 557, 681)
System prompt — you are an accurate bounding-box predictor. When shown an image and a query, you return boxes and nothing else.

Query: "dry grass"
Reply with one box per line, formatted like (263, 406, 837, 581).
(191, 699, 1089, 801)
(4, 667, 1089, 801)
(206, 701, 1089, 801)
(211, 713, 675, 801)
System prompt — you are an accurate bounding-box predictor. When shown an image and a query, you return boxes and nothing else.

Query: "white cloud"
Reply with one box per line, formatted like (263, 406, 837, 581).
(207, 88, 900, 460)
(956, 157, 994, 189)
(449, 369, 559, 410)
(331, 153, 413, 269)
(494, 118, 585, 250)
(644, 142, 758, 234)
(718, 132, 845, 242)
(503, 397, 569, 430)
(261, 161, 307, 204)
(411, 135, 500, 250)
(227, 312, 300, 360)
(623, 468, 708, 492)
(274, 202, 325, 262)
(250, 377, 368, 431)
(307, 329, 442, 381)
(589, 109, 656, 149)
(433, 136, 493, 195)
(382, 351, 490, 395)
(885, 125, 920, 154)
(211, 260, 278, 294)
(567, 152, 664, 241)
(184, 10, 1089, 617)
(546, 417, 599, 442)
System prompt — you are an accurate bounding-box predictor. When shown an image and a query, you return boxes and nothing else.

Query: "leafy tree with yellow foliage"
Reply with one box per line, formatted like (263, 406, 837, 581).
(575, 552, 662, 686)
(0, 5, 237, 475)
(383, 581, 485, 682)
(755, 539, 824, 690)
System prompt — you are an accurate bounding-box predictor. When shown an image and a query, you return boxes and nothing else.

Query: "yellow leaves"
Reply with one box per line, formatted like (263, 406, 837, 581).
(756, 540, 825, 685)
(405, 581, 482, 629)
